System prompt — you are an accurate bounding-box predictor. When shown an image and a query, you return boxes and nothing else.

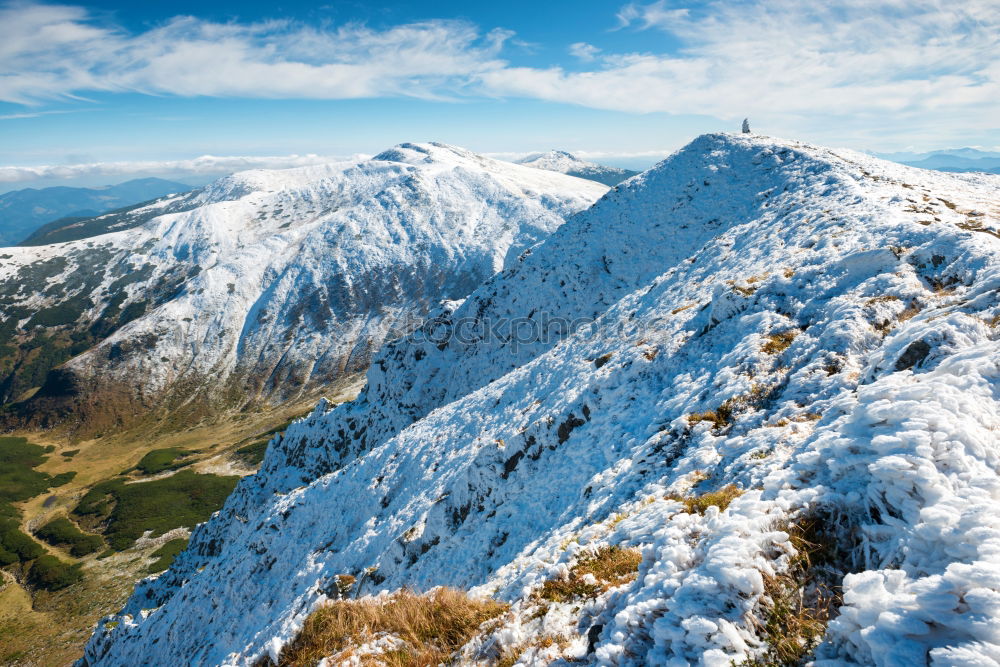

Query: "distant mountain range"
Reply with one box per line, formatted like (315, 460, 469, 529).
(515, 150, 638, 185)
(0, 178, 192, 246)
(0, 144, 605, 435)
(874, 147, 1000, 174)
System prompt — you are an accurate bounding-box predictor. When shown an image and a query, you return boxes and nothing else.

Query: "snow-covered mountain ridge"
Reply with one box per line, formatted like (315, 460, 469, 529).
(516, 150, 638, 186)
(82, 134, 1000, 666)
(0, 143, 605, 433)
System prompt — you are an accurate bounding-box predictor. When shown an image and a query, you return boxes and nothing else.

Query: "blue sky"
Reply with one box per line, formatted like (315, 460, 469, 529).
(1, 0, 998, 190)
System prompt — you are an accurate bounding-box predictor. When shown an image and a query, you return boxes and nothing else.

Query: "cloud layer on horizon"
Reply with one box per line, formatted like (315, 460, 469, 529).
(0, 153, 364, 184)
(0, 0, 997, 147)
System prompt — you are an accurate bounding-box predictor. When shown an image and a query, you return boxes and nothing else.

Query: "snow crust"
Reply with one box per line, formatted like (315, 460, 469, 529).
(80, 134, 1000, 666)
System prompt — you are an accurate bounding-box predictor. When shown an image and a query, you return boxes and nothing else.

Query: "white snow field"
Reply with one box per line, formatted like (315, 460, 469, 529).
(80, 133, 1000, 666)
(0, 143, 604, 425)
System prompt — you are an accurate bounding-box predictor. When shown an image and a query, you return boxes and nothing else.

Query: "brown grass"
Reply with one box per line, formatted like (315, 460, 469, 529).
(671, 303, 697, 315)
(497, 635, 571, 667)
(269, 588, 509, 666)
(535, 545, 642, 603)
(743, 516, 847, 666)
(666, 485, 743, 515)
(897, 302, 921, 322)
(762, 331, 797, 355)
(865, 295, 900, 305)
(687, 384, 775, 432)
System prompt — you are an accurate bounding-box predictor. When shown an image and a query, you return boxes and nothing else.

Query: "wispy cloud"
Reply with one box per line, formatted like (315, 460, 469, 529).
(0, 154, 363, 183)
(0, 108, 97, 120)
(568, 42, 601, 62)
(0, 2, 509, 104)
(482, 0, 1000, 138)
(615, 1, 690, 29)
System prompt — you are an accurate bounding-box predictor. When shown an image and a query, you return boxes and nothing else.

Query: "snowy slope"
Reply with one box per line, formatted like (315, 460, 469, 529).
(516, 150, 638, 186)
(0, 143, 605, 432)
(82, 134, 1000, 666)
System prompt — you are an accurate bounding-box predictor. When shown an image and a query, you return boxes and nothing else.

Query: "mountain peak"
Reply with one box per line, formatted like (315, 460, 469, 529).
(516, 149, 638, 186)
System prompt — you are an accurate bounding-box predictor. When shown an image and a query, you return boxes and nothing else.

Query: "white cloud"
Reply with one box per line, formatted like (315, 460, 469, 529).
(478, 0, 1000, 146)
(615, 1, 690, 30)
(0, 1, 997, 148)
(568, 42, 601, 62)
(0, 3, 509, 104)
(0, 154, 365, 183)
(0, 108, 97, 120)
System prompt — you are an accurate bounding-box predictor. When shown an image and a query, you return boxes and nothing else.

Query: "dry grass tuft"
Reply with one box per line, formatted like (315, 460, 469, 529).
(666, 484, 743, 515)
(897, 302, 921, 322)
(688, 384, 775, 432)
(762, 331, 798, 355)
(497, 634, 571, 667)
(671, 302, 698, 315)
(744, 515, 852, 666)
(535, 545, 642, 603)
(268, 587, 508, 666)
(865, 295, 900, 305)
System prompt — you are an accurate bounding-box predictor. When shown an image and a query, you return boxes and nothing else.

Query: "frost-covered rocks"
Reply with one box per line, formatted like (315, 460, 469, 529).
(516, 150, 638, 186)
(81, 134, 1000, 666)
(0, 143, 605, 433)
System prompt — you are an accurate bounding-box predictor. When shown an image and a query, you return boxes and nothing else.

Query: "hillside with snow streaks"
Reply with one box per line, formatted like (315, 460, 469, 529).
(82, 134, 1000, 666)
(0, 143, 605, 432)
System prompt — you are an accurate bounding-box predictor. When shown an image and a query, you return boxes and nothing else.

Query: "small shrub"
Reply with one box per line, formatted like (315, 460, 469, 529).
(594, 353, 613, 368)
(234, 439, 269, 467)
(0, 436, 71, 504)
(50, 471, 76, 486)
(0, 519, 45, 562)
(536, 545, 642, 603)
(762, 331, 797, 355)
(666, 485, 743, 515)
(271, 587, 508, 666)
(35, 517, 104, 557)
(73, 469, 238, 551)
(135, 447, 194, 475)
(27, 554, 83, 591)
(0, 545, 18, 566)
(148, 538, 189, 573)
